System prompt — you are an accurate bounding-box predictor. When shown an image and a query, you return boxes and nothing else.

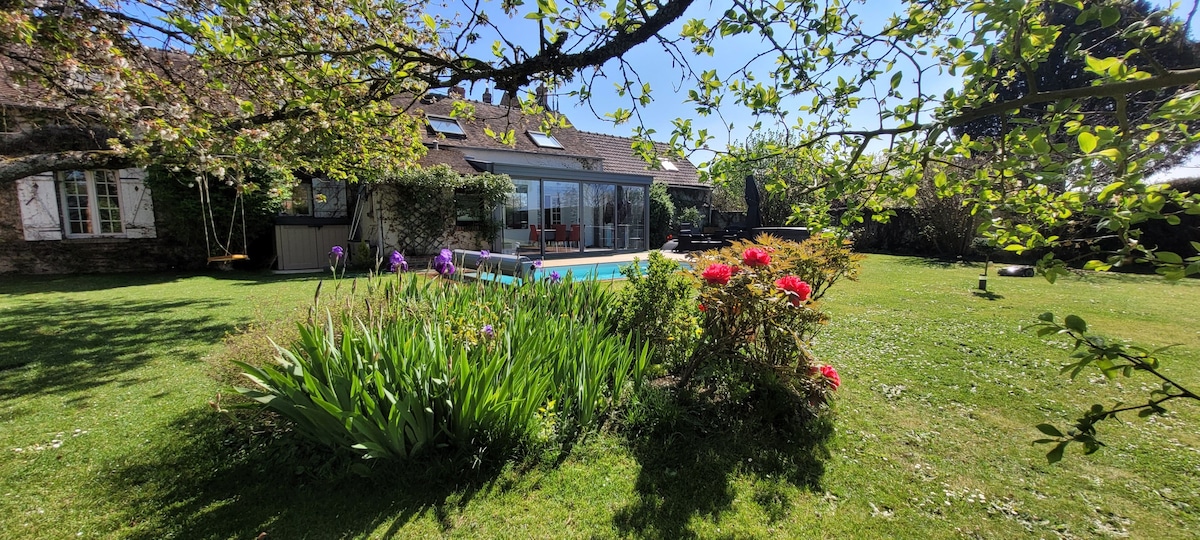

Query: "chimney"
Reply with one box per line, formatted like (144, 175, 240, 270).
(448, 85, 465, 99)
(482, 87, 493, 105)
(536, 84, 548, 108)
(500, 91, 515, 107)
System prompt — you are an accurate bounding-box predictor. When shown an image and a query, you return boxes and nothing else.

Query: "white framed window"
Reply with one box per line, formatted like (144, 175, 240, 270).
(527, 130, 564, 149)
(58, 170, 124, 237)
(427, 115, 466, 136)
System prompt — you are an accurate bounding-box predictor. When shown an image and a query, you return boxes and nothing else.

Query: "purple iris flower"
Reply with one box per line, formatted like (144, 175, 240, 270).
(549, 270, 561, 283)
(482, 324, 494, 338)
(330, 245, 344, 260)
(533, 259, 544, 269)
(433, 248, 455, 276)
(389, 250, 407, 272)
(479, 249, 490, 260)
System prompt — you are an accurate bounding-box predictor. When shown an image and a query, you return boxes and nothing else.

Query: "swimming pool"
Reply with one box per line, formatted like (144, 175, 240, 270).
(476, 258, 686, 284)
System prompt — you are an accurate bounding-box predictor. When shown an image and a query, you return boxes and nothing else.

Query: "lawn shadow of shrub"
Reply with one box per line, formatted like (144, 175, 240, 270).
(613, 385, 834, 539)
(102, 407, 516, 539)
(893, 256, 977, 269)
(0, 297, 238, 399)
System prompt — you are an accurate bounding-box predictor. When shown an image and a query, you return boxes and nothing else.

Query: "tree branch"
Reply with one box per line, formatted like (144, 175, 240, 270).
(0, 151, 134, 184)
(948, 68, 1200, 128)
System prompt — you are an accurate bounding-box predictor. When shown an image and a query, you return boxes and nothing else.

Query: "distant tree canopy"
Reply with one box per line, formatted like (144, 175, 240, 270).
(954, 0, 1200, 176)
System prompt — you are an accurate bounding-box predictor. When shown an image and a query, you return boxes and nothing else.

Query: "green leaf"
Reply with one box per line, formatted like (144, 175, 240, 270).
(1037, 312, 1055, 322)
(1063, 315, 1087, 333)
(1156, 251, 1183, 264)
(1035, 423, 1064, 437)
(1077, 132, 1097, 153)
(1099, 6, 1121, 27)
(421, 13, 436, 31)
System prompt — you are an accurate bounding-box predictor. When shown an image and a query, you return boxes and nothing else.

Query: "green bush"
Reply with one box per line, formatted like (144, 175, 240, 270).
(648, 181, 675, 247)
(616, 252, 697, 371)
(678, 206, 703, 228)
(237, 275, 649, 461)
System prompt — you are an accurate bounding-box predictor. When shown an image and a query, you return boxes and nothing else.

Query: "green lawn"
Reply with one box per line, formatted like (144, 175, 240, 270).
(1, 257, 1197, 538)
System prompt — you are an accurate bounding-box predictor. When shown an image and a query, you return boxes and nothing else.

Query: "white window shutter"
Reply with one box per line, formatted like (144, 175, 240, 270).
(16, 173, 63, 241)
(312, 177, 346, 218)
(118, 168, 157, 238)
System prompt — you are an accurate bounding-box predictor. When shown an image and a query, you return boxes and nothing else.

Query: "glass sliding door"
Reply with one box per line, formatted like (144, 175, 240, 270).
(583, 183, 616, 253)
(543, 181, 581, 254)
(618, 185, 648, 251)
(503, 179, 542, 256)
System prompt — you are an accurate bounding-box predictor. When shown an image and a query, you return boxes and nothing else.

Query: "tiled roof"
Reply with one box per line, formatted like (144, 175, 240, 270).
(403, 94, 601, 159)
(415, 146, 480, 176)
(576, 131, 705, 188)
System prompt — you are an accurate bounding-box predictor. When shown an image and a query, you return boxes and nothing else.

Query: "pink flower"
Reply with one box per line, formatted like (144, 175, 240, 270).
(702, 263, 734, 285)
(818, 364, 840, 390)
(775, 276, 812, 306)
(741, 247, 771, 267)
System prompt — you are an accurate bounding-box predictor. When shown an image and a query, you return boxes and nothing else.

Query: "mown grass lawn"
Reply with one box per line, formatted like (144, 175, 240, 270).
(1, 256, 1197, 539)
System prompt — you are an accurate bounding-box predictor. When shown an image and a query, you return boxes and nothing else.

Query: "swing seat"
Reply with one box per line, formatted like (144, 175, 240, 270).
(207, 254, 249, 263)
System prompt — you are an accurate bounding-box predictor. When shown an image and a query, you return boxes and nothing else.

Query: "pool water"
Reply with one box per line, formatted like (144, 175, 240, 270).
(476, 258, 685, 284)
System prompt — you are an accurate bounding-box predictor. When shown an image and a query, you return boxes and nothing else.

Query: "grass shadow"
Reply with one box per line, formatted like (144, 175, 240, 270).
(0, 271, 323, 296)
(0, 297, 240, 399)
(890, 256, 979, 269)
(613, 386, 834, 539)
(102, 408, 510, 539)
(972, 290, 1005, 301)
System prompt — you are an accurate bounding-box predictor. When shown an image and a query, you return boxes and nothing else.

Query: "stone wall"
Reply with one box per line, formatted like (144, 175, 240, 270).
(0, 180, 195, 274)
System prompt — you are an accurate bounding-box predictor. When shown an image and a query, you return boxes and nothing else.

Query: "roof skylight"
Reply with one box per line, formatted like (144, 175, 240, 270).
(659, 159, 679, 171)
(528, 130, 564, 149)
(428, 115, 465, 136)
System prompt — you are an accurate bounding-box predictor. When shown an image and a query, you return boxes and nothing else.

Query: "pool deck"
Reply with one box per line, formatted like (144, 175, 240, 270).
(538, 250, 691, 268)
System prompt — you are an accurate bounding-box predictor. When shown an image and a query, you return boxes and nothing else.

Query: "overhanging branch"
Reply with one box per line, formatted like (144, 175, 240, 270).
(0, 151, 135, 184)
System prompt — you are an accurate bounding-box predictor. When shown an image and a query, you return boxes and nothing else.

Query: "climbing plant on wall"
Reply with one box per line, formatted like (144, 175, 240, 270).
(379, 165, 513, 256)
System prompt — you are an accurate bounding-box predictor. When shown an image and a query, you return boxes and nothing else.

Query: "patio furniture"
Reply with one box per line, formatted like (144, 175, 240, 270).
(567, 224, 581, 248)
(452, 249, 536, 279)
(554, 224, 567, 248)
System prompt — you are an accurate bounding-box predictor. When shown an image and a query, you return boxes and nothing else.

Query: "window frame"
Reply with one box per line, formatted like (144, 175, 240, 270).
(527, 130, 564, 149)
(57, 169, 125, 238)
(427, 115, 466, 137)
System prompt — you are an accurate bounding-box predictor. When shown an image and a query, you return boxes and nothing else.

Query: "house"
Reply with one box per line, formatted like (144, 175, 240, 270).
(2, 70, 705, 272)
(0, 66, 164, 274)
(322, 88, 706, 267)
(575, 130, 710, 218)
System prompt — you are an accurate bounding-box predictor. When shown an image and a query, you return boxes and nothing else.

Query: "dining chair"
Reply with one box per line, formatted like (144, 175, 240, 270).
(554, 224, 567, 249)
(568, 224, 581, 249)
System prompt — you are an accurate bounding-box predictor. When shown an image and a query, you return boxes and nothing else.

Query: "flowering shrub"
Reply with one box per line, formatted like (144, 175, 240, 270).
(681, 234, 862, 409)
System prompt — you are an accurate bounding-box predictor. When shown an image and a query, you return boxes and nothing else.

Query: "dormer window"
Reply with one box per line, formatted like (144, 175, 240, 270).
(528, 130, 564, 149)
(427, 115, 465, 137)
(659, 159, 679, 171)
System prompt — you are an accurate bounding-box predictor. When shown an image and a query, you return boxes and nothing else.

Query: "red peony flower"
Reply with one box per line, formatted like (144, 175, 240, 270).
(774, 275, 812, 306)
(819, 364, 841, 390)
(698, 303, 707, 312)
(702, 263, 734, 285)
(742, 247, 771, 267)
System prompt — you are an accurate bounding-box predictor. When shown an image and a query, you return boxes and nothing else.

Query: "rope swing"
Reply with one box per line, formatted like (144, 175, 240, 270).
(198, 174, 250, 264)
